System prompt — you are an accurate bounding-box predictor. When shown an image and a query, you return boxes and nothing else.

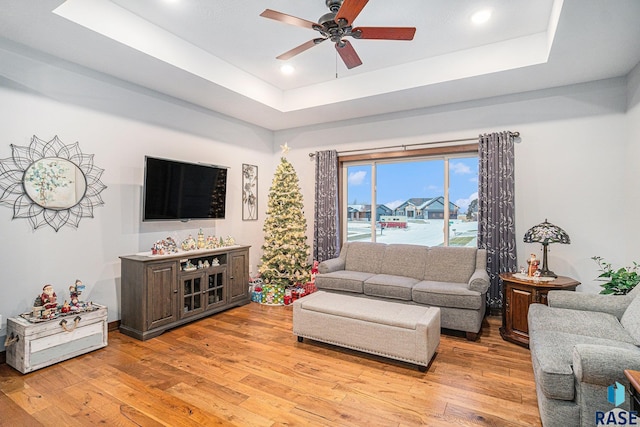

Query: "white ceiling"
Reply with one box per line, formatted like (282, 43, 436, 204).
(0, 0, 639, 131)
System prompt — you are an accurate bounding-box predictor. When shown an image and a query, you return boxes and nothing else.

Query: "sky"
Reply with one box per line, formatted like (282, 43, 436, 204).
(346, 157, 478, 213)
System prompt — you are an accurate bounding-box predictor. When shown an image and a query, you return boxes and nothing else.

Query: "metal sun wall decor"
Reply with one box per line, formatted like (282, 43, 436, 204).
(0, 135, 107, 232)
(242, 164, 258, 220)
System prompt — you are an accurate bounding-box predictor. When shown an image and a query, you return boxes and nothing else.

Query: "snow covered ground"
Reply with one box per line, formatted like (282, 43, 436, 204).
(347, 219, 478, 247)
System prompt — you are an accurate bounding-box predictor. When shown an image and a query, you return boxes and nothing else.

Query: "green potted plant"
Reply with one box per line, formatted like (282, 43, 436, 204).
(591, 256, 640, 295)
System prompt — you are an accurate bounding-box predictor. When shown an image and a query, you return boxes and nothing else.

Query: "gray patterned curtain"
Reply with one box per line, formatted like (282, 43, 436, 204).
(313, 150, 340, 262)
(478, 132, 518, 309)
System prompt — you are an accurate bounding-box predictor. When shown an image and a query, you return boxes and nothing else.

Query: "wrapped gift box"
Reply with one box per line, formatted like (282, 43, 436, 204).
(261, 285, 284, 305)
(251, 291, 262, 303)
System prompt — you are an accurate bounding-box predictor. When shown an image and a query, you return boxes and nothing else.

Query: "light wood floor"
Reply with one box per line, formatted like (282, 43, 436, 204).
(0, 303, 541, 426)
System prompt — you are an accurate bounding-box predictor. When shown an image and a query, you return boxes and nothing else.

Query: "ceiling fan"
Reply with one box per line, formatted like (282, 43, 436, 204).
(260, 0, 416, 69)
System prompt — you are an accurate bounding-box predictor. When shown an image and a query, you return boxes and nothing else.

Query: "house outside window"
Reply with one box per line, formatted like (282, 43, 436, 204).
(341, 147, 478, 247)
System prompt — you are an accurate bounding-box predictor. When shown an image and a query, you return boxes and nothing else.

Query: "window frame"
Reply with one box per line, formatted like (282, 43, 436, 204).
(339, 143, 478, 246)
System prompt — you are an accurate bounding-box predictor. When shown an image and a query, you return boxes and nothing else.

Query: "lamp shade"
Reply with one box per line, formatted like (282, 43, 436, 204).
(523, 219, 570, 245)
(523, 219, 570, 278)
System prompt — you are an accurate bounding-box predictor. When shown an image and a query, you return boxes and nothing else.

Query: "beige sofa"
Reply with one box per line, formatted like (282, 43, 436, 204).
(316, 242, 490, 340)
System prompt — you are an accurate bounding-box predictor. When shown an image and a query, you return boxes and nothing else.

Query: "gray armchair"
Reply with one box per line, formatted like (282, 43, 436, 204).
(527, 285, 640, 427)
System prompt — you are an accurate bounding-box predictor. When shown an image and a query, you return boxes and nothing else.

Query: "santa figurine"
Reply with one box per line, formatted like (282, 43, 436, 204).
(310, 261, 319, 283)
(41, 284, 58, 310)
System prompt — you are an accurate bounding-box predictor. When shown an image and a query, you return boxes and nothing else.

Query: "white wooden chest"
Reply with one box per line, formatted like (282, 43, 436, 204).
(6, 304, 108, 374)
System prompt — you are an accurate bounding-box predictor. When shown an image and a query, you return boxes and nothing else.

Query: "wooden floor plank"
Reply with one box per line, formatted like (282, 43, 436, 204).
(1, 303, 542, 426)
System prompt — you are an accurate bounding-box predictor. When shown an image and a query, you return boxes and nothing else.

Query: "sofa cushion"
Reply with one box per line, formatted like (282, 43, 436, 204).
(528, 303, 637, 345)
(379, 244, 429, 280)
(620, 293, 640, 345)
(344, 242, 387, 274)
(530, 330, 640, 401)
(364, 274, 418, 301)
(412, 281, 483, 310)
(424, 247, 477, 283)
(314, 270, 375, 293)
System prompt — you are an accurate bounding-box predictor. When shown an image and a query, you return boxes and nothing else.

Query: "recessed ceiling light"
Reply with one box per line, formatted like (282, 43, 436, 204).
(471, 9, 492, 25)
(280, 64, 295, 75)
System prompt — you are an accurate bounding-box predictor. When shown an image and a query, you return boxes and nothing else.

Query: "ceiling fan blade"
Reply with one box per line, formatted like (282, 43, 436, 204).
(277, 38, 326, 61)
(336, 0, 369, 26)
(353, 27, 416, 40)
(260, 9, 319, 30)
(335, 40, 362, 69)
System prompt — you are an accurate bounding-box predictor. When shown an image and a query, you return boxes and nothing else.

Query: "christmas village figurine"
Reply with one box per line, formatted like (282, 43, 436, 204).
(197, 229, 206, 249)
(205, 235, 217, 249)
(181, 235, 197, 251)
(151, 237, 178, 255)
(164, 237, 178, 253)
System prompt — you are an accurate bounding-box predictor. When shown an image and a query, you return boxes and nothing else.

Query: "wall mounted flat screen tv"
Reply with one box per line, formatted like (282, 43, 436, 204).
(143, 156, 227, 221)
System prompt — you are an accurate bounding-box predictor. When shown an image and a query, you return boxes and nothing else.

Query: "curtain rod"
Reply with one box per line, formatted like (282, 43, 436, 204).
(308, 131, 520, 157)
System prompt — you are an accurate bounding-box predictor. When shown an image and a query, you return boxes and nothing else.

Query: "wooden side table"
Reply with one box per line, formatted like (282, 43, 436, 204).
(499, 273, 580, 348)
(625, 370, 640, 412)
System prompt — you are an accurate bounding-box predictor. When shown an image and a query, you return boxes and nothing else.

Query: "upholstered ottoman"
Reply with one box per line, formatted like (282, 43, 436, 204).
(293, 291, 440, 371)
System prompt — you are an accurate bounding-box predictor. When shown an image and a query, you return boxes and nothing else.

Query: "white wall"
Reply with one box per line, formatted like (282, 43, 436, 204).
(0, 51, 273, 346)
(626, 62, 640, 262)
(276, 76, 636, 294)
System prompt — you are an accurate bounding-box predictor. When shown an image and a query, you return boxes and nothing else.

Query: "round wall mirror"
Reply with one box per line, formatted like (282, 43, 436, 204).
(23, 157, 88, 210)
(0, 135, 106, 231)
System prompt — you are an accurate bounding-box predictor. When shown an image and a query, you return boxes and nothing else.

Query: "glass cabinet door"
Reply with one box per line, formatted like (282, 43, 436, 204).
(206, 267, 226, 308)
(181, 273, 205, 318)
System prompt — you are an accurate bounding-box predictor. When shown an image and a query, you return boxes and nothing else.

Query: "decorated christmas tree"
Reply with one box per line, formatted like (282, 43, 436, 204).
(259, 145, 311, 288)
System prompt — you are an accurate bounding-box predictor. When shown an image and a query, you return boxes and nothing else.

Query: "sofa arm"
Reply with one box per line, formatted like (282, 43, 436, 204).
(468, 269, 490, 293)
(573, 344, 640, 386)
(548, 291, 632, 319)
(318, 257, 346, 274)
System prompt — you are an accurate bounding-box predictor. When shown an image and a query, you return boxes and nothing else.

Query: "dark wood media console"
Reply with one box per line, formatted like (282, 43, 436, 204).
(119, 245, 250, 340)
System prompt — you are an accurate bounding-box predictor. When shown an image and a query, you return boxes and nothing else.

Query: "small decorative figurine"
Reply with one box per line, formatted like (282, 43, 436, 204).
(197, 229, 205, 249)
(164, 237, 178, 254)
(527, 253, 540, 277)
(181, 235, 197, 251)
(203, 260, 210, 268)
(61, 300, 71, 313)
(224, 236, 235, 246)
(197, 260, 204, 269)
(205, 236, 216, 249)
(183, 260, 197, 271)
(41, 284, 58, 310)
(68, 279, 85, 305)
(32, 295, 45, 317)
(212, 257, 220, 266)
(311, 261, 319, 283)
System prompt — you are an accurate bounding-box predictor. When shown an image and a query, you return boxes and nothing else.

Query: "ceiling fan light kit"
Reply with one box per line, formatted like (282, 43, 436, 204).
(260, 0, 416, 69)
